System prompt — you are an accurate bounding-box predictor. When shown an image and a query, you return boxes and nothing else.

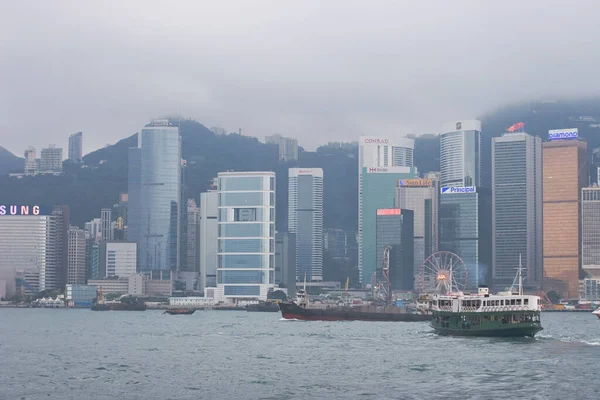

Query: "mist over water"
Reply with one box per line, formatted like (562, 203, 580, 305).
(1, 310, 599, 399)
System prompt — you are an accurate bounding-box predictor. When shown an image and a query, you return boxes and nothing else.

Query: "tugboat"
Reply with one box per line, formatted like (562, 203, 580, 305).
(430, 255, 543, 337)
(164, 308, 196, 315)
(91, 288, 146, 311)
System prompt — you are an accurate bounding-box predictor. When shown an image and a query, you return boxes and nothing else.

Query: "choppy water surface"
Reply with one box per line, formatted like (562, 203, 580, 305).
(1, 309, 599, 400)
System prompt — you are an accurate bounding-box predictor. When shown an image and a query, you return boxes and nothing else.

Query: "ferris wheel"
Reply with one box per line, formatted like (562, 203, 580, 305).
(417, 251, 467, 294)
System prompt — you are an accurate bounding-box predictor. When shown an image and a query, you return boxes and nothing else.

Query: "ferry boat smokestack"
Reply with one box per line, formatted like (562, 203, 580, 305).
(478, 286, 489, 296)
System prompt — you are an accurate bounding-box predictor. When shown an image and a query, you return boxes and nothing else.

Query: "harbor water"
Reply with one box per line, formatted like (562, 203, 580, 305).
(1, 309, 599, 400)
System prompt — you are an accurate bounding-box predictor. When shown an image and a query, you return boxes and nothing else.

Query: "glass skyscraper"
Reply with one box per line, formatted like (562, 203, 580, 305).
(360, 166, 418, 285)
(492, 132, 542, 290)
(582, 186, 600, 278)
(134, 120, 181, 272)
(440, 120, 481, 188)
(375, 208, 414, 291)
(288, 168, 323, 282)
(439, 188, 492, 291)
(216, 171, 276, 302)
(358, 135, 415, 284)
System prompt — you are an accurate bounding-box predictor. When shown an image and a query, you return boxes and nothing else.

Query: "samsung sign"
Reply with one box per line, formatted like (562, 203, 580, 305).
(440, 186, 476, 194)
(548, 128, 578, 141)
(0, 205, 50, 216)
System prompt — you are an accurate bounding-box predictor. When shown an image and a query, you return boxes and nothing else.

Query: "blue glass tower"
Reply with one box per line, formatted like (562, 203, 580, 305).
(136, 120, 181, 272)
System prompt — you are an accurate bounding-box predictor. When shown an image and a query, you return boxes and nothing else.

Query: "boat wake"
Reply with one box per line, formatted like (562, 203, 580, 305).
(279, 318, 302, 322)
(536, 333, 600, 346)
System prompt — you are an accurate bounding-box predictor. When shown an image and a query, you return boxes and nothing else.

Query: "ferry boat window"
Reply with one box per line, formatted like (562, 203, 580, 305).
(524, 299, 529, 305)
(511, 299, 516, 305)
(516, 299, 522, 305)
(500, 300, 503, 306)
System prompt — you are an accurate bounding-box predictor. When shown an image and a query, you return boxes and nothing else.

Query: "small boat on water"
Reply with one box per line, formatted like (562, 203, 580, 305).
(593, 309, 600, 319)
(430, 255, 542, 337)
(164, 309, 196, 315)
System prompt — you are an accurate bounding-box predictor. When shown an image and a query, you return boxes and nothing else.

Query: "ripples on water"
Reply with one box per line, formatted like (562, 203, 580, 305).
(1, 310, 599, 400)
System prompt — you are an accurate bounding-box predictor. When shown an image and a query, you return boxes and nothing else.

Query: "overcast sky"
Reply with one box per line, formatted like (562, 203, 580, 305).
(1, 0, 600, 155)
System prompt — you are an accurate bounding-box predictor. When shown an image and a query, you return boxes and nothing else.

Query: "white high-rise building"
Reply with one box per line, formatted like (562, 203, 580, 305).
(395, 178, 439, 279)
(492, 132, 543, 290)
(40, 145, 63, 173)
(265, 134, 299, 161)
(0, 210, 59, 297)
(100, 242, 137, 278)
(67, 227, 86, 285)
(440, 120, 481, 188)
(288, 168, 324, 282)
(582, 186, 600, 278)
(358, 136, 415, 283)
(199, 179, 218, 292)
(24, 147, 37, 176)
(100, 208, 113, 241)
(215, 171, 276, 302)
(68, 132, 83, 162)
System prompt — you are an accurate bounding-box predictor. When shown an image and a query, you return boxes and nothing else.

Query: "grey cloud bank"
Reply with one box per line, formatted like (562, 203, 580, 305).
(1, 0, 599, 154)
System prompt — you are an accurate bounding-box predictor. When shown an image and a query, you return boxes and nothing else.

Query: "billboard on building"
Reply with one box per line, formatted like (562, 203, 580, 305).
(548, 128, 578, 141)
(0, 205, 52, 216)
(398, 179, 433, 187)
(440, 187, 476, 194)
(377, 208, 401, 216)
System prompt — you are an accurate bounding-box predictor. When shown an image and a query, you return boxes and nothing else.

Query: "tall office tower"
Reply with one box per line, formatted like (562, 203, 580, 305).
(40, 145, 63, 173)
(137, 120, 182, 272)
(100, 208, 113, 241)
(98, 242, 137, 278)
(67, 227, 86, 285)
(179, 161, 188, 273)
(375, 208, 414, 291)
(440, 187, 492, 291)
(275, 232, 297, 294)
(592, 147, 600, 185)
(0, 206, 59, 297)
(358, 135, 416, 284)
(543, 131, 587, 298)
(582, 186, 600, 279)
(127, 147, 142, 245)
(395, 177, 439, 280)
(68, 132, 83, 162)
(440, 120, 481, 188)
(265, 134, 299, 161)
(24, 147, 37, 175)
(216, 171, 276, 302)
(324, 229, 358, 262)
(492, 132, 543, 291)
(199, 178, 218, 292)
(288, 168, 324, 282)
(51, 205, 70, 290)
(185, 199, 199, 272)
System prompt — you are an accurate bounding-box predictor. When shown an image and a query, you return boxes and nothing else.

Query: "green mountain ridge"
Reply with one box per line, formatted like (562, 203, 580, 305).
(1, 99, 600, 229)
(0, 146, 24, 175)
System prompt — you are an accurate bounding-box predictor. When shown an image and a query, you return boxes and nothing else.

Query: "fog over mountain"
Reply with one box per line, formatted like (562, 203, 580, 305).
(1, 1, 600, 154)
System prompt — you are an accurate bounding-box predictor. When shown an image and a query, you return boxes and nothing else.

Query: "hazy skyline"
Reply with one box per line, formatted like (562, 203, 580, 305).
(2, 0, 600, 155)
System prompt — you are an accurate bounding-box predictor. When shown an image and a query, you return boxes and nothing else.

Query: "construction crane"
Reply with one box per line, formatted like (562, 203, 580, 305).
(378, 245, 392, 306)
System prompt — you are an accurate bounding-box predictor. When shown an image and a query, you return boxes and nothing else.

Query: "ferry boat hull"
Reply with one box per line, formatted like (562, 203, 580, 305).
(279, 302, 432, 322)
(431, 311, 542, 337)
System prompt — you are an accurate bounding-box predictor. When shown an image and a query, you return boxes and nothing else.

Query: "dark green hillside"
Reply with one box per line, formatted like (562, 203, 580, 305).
(0, 146, 23, 175)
